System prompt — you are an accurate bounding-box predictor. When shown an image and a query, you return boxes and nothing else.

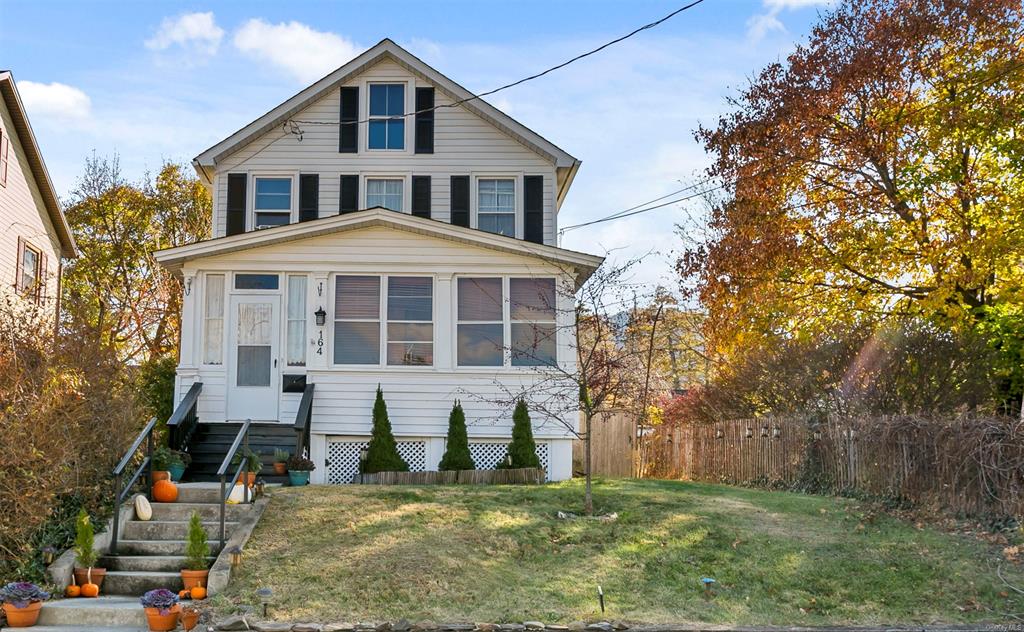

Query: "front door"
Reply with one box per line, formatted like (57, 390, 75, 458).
(227, 294, 280, 421)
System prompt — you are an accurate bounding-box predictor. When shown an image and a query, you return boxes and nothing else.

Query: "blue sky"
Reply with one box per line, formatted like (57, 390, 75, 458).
(1, 0, 829, 290)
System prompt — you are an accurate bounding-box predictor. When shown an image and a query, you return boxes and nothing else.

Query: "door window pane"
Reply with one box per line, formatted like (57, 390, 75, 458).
(334, 276, 381, 364)
(235, 274, 279, 290)
(236, 302, 273, 386)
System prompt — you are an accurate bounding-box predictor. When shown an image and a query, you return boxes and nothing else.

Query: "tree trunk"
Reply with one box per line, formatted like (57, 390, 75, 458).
(584, 412, 593, 515)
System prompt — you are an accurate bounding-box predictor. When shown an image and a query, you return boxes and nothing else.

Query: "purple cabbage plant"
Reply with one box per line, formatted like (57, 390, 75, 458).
(0, 582, 51, 608)
(139, 588, 179, 614)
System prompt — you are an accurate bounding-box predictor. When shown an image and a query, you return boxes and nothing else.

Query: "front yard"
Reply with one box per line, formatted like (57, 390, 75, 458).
(214, 479, 1022, 626)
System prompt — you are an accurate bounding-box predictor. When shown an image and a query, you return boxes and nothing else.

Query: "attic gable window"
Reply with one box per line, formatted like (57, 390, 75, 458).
(368, 84, 405, 150)
(254, 177, 292, 228)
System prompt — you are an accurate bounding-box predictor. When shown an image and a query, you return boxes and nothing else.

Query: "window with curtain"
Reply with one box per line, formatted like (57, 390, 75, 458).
(477, 179, 515, 237)
(387, 277, 433, 366)
(457, 277, 504, 366)
(334, 276, 380, 364)
(366, 179, 403, 211)
(203, 274, 225, 364)
(287, 275, 307, 366)
(368, 83, 405, 150)
(510, 278, 557, 366)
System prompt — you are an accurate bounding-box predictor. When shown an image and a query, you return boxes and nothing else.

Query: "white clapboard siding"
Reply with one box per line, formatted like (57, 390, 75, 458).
(212, 59, 558, 244)
(0, 98, 62, 305)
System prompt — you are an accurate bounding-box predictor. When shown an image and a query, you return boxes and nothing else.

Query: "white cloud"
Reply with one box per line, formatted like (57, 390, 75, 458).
(233, 19, 360, 83)
(748, 0, 832, 42)
(17, 81, 92, 125)
(145, 12, 224, 56)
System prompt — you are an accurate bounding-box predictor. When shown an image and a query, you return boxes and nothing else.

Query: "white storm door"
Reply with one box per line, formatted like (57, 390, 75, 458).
(227, 295, 280, 421)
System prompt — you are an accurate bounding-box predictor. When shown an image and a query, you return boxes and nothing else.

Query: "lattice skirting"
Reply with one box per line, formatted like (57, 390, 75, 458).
(468, 441, 550, 477)
(326, 439, 428, 485)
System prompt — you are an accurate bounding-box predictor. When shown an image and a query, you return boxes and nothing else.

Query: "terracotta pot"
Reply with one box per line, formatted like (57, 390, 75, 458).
(144, 605, 181, 632)
(3, 601, 43, 627)
(152, 471, 171, 482)
(273, 462, 287, 475)
(181, 608, 200, 631)
(180, 569, 208, 591)
(73, 567, 106, 591)
(244, 472, 257, 486)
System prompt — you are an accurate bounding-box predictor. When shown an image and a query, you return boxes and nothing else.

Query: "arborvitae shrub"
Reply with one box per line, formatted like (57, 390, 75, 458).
(362, 386, 409, 473)
(499, 399, 541, 469)
(439, 400, 475, 471)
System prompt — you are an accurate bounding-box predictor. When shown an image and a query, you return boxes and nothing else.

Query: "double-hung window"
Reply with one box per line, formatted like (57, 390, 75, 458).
(254, 177, 292, 228)
(477, 179, 515, 237)
(457, 277, 505, 366)
(510, 278, 557, 366)
(386, 277, 433, 365)
(20, 244, 39, 296)
(203, 274, 225, 364)
(334, 276, 381, 364)
(286, 275, 307, 366)
(366, 178, 403, 212)
(0, 129, 9, 187)
(368, 84, 405, 150)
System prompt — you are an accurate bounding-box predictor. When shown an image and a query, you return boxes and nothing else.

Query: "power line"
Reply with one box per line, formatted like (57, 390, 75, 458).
(289, 1, 707, 129)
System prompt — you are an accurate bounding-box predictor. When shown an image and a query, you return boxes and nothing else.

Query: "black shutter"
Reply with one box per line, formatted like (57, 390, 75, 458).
(299, 174, 319, 222)
(524, 175, 544, 244)
(415, 87, 435, 154)
(411, 176, 432, 219)
(450, 175, 469, 227)
(339, 86, 359, 153)
(339, 175, 359, 214)
(226, 173, 247, 236)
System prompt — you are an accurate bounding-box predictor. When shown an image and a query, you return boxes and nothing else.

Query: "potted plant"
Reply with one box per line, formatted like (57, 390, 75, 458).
(180, 511, 209, 592)
(272, 449, 290, 475)
(72, 508, 106, 592)
(0, 582, 50, 627)
(168, 450, 191, 482)
(151, 445, 173, 481)
(285, 454, 315, 486)
(181, 603, 201, 631)
(139, 589, 180, 631)
(231, 448, 262, 486)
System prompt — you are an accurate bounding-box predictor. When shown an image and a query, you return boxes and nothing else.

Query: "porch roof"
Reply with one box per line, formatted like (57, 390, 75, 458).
(154, 207, 604, 283)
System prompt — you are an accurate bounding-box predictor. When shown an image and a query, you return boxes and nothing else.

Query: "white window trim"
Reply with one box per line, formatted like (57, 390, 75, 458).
(471, 173, 524, 240)
(364, 80, 411, 153)
(363, 175, 409, 213)
(454, 275, 558, 370)
(249, 173, 298, 229)
(330, 273, 436, 369)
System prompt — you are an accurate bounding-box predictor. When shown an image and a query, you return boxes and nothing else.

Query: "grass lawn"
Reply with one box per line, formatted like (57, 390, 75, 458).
(214, 479, 1023, 626)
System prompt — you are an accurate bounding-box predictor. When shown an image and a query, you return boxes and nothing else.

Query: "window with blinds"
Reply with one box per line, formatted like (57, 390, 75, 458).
(510, 278, 557, 366)
(334, 276, 381, 364)
(457, 277, 504, 367)
(387, 277, 433, 366)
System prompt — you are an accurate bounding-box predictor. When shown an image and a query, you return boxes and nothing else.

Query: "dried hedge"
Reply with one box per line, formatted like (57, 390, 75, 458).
(0, 294, 142, 582)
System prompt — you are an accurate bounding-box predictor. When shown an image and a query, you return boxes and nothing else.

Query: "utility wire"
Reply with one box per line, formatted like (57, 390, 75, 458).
(289, 1, 707, 128)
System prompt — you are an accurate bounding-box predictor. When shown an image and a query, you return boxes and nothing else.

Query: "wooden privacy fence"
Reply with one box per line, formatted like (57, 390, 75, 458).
(572, 410, 637, 478)
(641, 414, 1024, 520)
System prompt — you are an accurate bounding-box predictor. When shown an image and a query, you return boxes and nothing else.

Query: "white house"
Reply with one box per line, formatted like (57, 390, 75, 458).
(0, 71, 78, 321)
(155, 39, 602, 483)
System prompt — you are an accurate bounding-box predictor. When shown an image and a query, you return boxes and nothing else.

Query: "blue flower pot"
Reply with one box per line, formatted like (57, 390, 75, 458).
(288, 471, 310, 486)
(168, 463, 186, 482)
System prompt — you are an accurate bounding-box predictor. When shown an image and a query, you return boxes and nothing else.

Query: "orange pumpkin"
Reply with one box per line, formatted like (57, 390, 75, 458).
(190, 586, 207, 600)
(65, 583, 81, 598)
(81, 582, 99, 598)
(152, 479, 179, 503)
(179, 589, 191, 600)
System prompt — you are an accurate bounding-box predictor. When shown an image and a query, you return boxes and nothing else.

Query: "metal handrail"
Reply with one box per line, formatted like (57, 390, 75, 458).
(217, 419, 253, 547)
(167, 382, 202, 452)
(109, 417, 158, 555)
(294, 384, 315, 457)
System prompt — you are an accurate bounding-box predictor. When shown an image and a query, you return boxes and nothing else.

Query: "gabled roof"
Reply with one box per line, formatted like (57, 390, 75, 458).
(0, 71, 78, 258)
(154, 207, 604, 283)
(192, 39, 581, 206)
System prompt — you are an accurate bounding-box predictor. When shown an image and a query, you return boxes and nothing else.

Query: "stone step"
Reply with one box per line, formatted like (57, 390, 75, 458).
(100, 555, 214, 572)
(122, 519, 237, 541)
(170, 484, 225, 504)
(102, 570, 183, 595)
(28, 626, 145, 632)
(114, 539, 222, 557)
(36, 596, 146, 627)
(150, 501, 251, 521)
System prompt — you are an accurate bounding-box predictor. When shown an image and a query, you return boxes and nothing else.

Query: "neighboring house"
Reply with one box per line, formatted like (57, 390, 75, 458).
(0, 71, 77, 320)
(154, 39, 603, 483)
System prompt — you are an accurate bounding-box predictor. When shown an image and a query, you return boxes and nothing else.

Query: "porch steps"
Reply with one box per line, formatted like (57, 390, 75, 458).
(184, 422, 297, 484)
(36, 596, 145, 627)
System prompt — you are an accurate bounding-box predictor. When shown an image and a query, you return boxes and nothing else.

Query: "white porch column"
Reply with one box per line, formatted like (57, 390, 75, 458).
(179, 271, 198, 367)
(435, 273, 454, 370)
(308, 274, 330, 370)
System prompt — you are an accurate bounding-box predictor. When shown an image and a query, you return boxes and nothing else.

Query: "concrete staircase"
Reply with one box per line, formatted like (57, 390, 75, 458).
(37, 483, 257, 630)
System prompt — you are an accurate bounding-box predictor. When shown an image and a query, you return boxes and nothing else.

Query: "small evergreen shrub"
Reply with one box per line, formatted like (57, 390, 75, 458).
(438, 400, 475, 471)
(184, 511, 208, 571)
(74, 508, 97, 568)
(362, 386, 409, 474)
(499, 400, 541, 469)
